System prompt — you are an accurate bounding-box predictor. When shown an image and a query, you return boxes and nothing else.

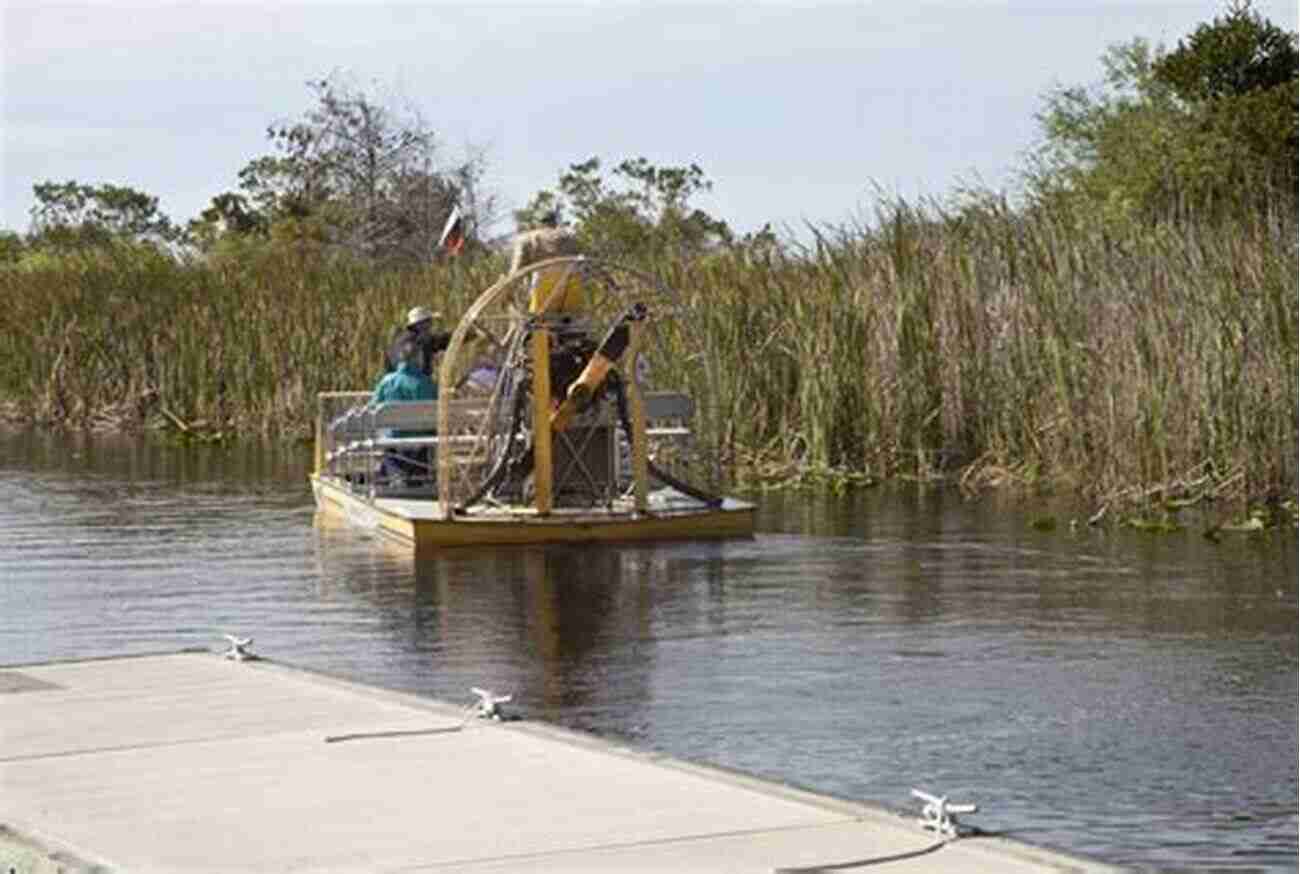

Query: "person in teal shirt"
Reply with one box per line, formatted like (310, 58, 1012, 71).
(372, 340, 437, 405)
(371, 340, 436, 483)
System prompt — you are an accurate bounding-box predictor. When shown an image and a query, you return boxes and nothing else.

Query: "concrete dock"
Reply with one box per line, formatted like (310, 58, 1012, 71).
(1, 651, 1119, 873)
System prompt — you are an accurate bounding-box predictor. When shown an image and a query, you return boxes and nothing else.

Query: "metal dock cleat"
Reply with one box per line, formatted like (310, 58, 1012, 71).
(222, 634, 258, 662)
(470, 687, 513, 721)
(911, 788, 978, 838)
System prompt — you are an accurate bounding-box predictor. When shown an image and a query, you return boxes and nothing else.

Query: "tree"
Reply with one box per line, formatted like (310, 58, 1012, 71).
(232, 71, 493, 263)
(1153, 1, 1298, 192)
(28, 180, 180, 249)
(519, 157, 732, 260)
(185, 192, 267, 253)
(1154, 1, 1297, 101)
(0, 231, 24, 265)
(1027, 2, 1297, 220)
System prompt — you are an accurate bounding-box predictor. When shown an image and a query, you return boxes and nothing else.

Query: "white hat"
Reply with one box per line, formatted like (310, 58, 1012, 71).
(406, 306, 437, 327)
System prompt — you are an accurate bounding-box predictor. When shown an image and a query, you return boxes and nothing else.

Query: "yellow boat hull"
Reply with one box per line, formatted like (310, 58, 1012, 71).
(311, 474, 755, 551)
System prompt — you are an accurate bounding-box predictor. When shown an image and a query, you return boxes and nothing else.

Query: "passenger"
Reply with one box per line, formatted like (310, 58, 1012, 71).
(371, 339, 437, 484)
(383, 306, 452, 378)
(463, 359, 501, 394)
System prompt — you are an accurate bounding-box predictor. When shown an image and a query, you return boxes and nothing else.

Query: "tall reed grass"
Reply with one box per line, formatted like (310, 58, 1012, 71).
(2, 194, 1295, 508)
(687, 193, 1297, 507)
(0, 244, 496, 437)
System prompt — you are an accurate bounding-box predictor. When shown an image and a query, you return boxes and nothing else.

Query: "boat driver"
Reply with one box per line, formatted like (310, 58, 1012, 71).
(509, 209, 583, 314)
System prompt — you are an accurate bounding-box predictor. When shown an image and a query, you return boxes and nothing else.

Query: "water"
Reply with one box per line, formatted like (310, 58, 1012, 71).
(1, 430, 1295, 872)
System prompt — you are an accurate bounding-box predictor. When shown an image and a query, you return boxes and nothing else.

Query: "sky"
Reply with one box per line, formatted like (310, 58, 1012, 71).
(3, 1, 1297, 241)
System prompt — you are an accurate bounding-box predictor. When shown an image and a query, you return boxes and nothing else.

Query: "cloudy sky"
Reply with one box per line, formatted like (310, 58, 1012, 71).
(3, 1, 1296, 239)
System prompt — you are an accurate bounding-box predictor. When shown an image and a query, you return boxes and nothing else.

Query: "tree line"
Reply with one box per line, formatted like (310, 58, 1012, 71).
(1, 2, 1293, 269)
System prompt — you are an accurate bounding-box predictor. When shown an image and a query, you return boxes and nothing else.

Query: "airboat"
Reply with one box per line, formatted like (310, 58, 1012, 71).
(310, 256, 756, 550)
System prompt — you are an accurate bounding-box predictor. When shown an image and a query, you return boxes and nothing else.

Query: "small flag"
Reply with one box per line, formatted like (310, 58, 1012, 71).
(439, 205, 465, 256)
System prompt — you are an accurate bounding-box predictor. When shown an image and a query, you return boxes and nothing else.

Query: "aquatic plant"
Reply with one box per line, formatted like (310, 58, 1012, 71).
(1, 190, 1294, 515)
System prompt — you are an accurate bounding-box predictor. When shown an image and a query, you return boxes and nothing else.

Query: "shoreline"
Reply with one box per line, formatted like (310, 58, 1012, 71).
(1, 422, 1292, 532)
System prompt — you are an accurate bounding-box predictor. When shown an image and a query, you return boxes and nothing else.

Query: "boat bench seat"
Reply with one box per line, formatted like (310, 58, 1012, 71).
(324, 392, 695, 473)
(326, 399, 483, 460)
(360, 392, 693, 435)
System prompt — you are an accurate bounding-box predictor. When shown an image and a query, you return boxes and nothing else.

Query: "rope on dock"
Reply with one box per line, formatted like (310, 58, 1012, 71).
(772, 837, 949, 872)
(324, 726, 464, 743)
(772, 788, 977, 872)
(323, 687, 515, 743)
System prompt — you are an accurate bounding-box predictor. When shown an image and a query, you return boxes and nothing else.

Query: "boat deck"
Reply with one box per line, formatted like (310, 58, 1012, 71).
(373, 495, 756, 521)
(0, 651, 1120, 873)
(312, 474, 757, 549)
